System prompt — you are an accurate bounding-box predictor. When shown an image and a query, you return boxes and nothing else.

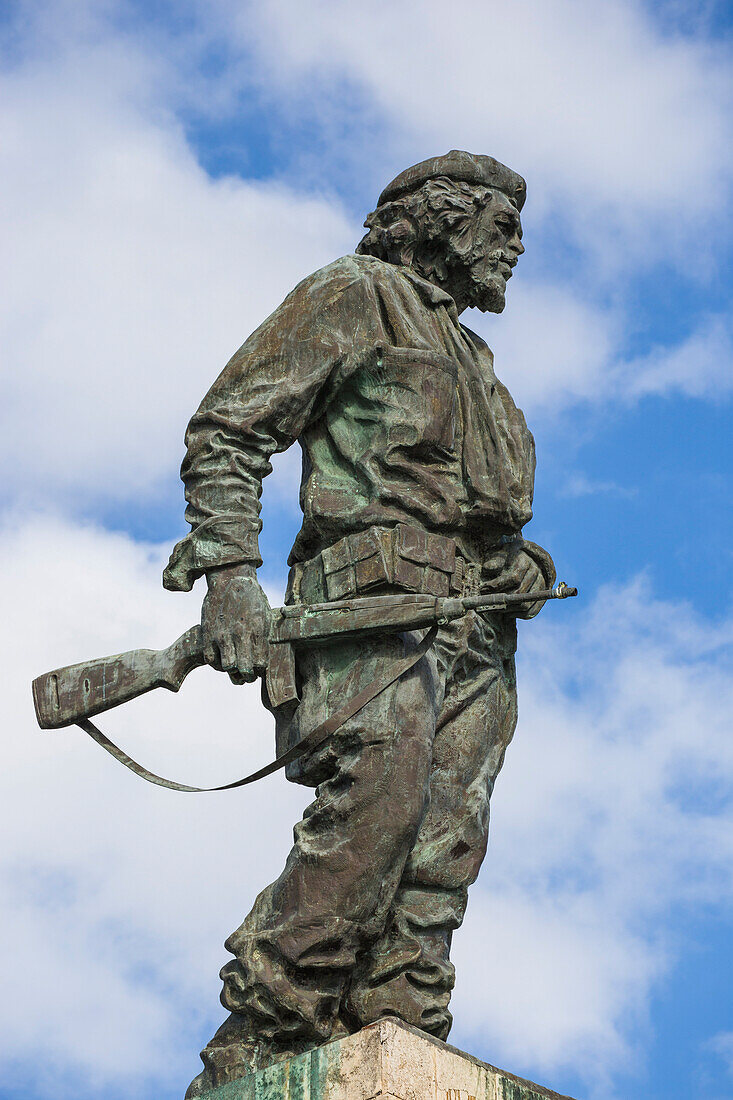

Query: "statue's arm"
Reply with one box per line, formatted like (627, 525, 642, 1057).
(161, 265, 379, 682)
(162, 267, 373, 594)
(482, 536, 556, 620)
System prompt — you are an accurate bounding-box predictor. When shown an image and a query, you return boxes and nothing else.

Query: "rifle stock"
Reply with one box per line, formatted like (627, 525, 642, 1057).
(33, 626, 204, 729)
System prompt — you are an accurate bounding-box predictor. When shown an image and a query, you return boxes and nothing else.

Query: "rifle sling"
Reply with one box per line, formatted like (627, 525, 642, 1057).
(76, 625, 439, 793)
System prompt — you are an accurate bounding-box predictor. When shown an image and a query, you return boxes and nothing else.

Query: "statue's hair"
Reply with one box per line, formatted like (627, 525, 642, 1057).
(356, 176, 494, 286)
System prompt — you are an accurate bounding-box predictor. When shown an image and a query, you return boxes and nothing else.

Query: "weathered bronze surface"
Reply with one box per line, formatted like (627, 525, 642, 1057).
(32, 150, 570, 1096)
(167, 150, 561, 1097)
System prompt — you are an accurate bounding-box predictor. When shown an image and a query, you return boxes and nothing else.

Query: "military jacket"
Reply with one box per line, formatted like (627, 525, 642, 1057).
(163, 255, 537, 591)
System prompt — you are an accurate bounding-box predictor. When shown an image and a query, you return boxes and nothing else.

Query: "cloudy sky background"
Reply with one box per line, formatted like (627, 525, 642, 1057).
(2, 1, 733, 1098)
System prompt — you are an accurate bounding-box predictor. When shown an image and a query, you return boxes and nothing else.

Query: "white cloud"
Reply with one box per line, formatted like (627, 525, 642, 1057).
(452, 891, 661, 1093)
(558, 473, 637, 499)
(623, 314, 733, 399)
(232, 0, 733, 262)
(4, 517, 733, 1098)
(0, 5, 355, 510)
(708, 1031, 733, 1079)
(472, 288, 733, 414)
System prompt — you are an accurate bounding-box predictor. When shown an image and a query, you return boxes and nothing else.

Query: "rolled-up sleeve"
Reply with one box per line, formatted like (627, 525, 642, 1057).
(163, 265, 375, 591)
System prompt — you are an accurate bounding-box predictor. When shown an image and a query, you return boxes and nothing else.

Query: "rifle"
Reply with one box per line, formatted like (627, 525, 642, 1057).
(31, 583, 577, 791)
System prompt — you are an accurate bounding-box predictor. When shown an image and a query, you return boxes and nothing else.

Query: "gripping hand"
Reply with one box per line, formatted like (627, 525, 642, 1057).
(482, 539, 556, 619)
(202, 564, 271, 684)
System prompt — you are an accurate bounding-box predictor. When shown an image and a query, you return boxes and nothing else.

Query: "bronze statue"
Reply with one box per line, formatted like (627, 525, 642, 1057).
(32, 150, 573, 1097)
(164, 150, 557, 1095)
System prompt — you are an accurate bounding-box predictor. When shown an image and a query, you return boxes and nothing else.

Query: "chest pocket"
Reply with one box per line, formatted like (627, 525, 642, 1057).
(360, 346, 458, 455)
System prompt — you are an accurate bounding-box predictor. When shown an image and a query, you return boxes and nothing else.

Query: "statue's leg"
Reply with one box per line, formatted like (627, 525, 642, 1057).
(344, 611, 518, 1039)
(187, 628, 444, 1094)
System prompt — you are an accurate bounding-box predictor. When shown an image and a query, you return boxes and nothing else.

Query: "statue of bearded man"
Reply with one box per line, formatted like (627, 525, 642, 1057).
(164, 151, 556, 1097)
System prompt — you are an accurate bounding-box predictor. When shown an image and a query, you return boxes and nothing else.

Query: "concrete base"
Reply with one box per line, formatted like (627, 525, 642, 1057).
(193, 1017, 577, 1100)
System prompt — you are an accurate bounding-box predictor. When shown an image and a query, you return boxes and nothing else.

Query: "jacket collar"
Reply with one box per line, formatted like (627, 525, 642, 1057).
(396, 266, 459, 314)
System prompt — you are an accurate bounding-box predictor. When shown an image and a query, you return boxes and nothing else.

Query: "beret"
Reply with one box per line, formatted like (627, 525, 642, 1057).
(378, 149, 526, 211)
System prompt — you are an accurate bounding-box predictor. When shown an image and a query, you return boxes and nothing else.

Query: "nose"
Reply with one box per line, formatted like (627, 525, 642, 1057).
(512, 234, 525, 256)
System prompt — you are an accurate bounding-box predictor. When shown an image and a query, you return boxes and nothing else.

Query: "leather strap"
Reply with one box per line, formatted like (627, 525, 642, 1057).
(76, 625, 439, 793)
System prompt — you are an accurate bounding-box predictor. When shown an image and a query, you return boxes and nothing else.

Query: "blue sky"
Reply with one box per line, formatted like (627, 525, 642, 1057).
(2, 2, 732, 1099)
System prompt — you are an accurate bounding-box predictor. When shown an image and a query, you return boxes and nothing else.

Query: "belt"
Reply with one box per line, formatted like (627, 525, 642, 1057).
(289, 523, 485, 603)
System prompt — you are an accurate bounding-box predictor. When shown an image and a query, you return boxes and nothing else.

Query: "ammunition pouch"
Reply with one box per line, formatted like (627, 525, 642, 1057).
(292, 523, 463, 604)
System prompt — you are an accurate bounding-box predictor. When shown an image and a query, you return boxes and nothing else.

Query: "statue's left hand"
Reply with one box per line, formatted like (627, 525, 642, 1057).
(482, 540, 552, 619)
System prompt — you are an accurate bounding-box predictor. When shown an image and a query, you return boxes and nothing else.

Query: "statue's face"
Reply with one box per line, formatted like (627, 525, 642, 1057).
(461, 191, 525, 314)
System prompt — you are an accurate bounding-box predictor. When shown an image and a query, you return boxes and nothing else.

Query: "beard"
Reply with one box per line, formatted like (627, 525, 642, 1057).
(439, 246, 511, 314)
(410, 237, 514, 314)
(462, 248, 510, 313)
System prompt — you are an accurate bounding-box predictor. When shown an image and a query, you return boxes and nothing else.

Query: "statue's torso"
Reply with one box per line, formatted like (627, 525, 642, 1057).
(290, 257, 536, 564)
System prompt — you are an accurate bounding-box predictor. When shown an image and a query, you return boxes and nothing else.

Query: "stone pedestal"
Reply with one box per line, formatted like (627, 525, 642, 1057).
(193, 1017, 577, 1100)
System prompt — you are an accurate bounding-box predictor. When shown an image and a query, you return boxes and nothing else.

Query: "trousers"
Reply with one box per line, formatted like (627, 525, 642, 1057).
(187, 571, 519, 1094)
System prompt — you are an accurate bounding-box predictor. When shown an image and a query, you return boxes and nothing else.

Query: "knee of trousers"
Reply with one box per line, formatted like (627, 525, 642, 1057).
(290, 707, 437, 852)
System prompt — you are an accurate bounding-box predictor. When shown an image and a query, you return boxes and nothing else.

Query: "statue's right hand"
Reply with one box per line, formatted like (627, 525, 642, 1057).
(201, 564, 271, 684)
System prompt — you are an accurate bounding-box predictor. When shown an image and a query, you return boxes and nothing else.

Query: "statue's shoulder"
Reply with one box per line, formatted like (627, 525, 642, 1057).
(293, 254, 404, 302)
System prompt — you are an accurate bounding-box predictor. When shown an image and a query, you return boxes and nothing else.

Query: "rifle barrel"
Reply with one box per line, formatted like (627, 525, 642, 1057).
(461, 582, 577, 613)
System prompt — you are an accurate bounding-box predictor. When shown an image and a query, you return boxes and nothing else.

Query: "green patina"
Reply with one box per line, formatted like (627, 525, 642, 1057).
(192, 1041, 341, 1100)
(500, 1080, 562, 1100)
